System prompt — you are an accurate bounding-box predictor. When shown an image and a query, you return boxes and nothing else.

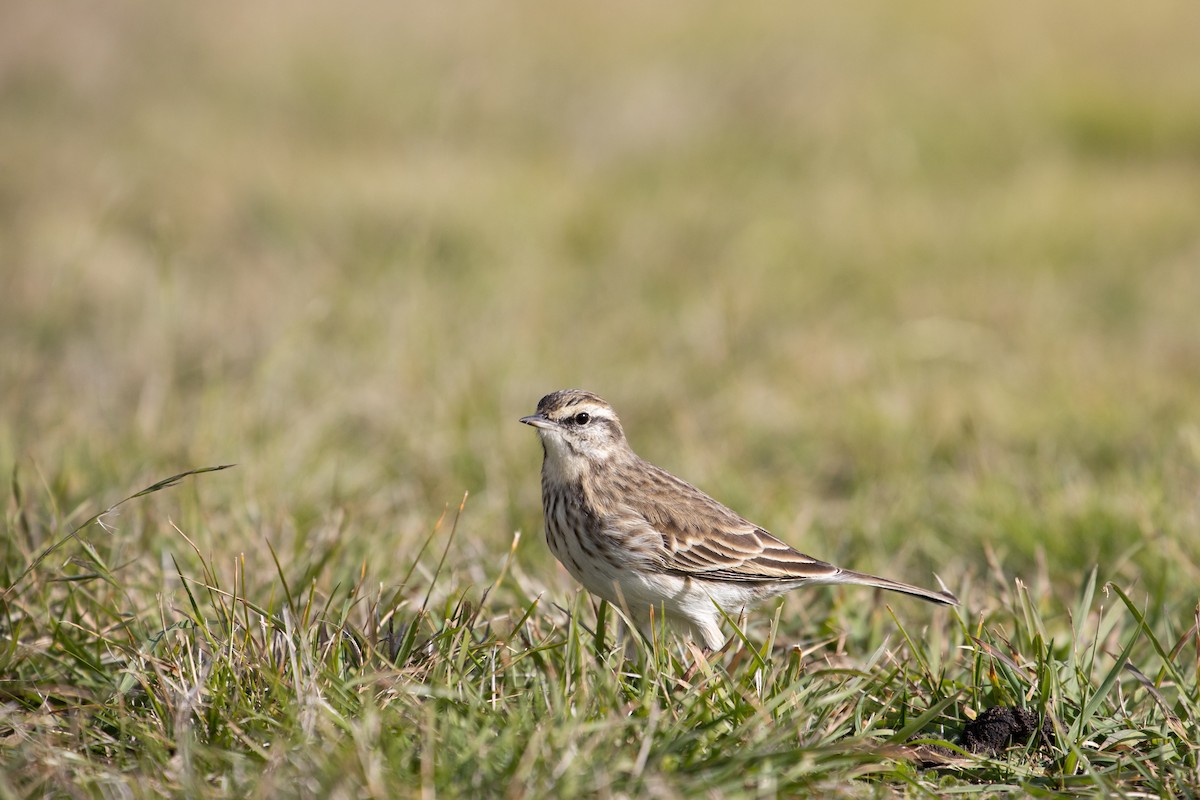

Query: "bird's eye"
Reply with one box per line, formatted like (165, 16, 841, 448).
(573, 412, 591, 425)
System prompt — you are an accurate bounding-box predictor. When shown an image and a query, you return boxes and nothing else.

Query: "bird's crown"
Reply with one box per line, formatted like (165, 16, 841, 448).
(535, 389, 615, 422)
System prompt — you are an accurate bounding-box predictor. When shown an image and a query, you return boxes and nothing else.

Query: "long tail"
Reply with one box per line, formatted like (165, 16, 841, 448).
(833, 569, 958, 606)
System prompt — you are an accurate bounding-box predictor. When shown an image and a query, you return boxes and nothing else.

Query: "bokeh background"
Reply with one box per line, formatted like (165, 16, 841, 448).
(4, 1, 1200, 614)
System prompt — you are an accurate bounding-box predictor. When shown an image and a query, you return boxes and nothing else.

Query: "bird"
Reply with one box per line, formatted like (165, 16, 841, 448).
(520, 389, 957, 650)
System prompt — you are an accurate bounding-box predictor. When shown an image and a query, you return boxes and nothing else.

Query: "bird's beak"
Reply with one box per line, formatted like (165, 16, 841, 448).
(520, 413, 554, 430)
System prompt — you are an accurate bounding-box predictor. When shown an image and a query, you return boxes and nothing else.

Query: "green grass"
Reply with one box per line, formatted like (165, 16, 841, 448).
(4, 473, 1199, 797)
(4, 1, 1200, 796)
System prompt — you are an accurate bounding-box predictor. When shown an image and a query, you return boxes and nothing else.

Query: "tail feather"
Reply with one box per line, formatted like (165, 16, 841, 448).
(834, 569, 958, 606)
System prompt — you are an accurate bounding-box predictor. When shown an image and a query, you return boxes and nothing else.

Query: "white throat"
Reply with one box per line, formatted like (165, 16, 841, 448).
(539, 430, 589, 483)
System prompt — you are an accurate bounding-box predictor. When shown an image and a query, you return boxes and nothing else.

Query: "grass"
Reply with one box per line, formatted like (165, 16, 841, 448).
(4, 473, 1199, 797)
(4, 1, 1200, 796)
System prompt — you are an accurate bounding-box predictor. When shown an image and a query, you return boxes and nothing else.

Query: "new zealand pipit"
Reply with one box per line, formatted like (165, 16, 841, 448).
(521, 389, 956, 649)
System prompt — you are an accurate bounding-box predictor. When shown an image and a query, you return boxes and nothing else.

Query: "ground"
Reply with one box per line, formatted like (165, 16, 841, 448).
(3, 2, 1200, 797)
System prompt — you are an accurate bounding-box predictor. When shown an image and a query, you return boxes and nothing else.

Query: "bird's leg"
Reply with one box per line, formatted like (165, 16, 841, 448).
(681, 640, 718, 683)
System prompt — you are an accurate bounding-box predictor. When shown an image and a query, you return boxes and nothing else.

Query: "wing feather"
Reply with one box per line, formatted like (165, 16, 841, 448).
(621, 459, 842, 583)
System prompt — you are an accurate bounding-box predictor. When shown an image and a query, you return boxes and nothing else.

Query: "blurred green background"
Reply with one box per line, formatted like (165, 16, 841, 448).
(3, 1, 1200, 609)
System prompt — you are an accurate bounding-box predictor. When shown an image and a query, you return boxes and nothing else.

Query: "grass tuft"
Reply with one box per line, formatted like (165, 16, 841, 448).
(4, 469, 1200, 796)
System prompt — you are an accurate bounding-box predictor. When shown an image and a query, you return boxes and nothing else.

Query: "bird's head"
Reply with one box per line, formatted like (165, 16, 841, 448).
(520, 389, 630, 476)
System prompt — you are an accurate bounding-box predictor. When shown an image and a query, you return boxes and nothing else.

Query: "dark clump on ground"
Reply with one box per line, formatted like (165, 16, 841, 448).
(907, 705, 1056, 767)
(959, 706, 1055, 756)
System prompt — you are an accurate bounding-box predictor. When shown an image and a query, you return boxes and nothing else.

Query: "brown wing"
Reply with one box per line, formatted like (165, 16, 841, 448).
(630, 459, 841, 583)
(663, 521, 841, 582)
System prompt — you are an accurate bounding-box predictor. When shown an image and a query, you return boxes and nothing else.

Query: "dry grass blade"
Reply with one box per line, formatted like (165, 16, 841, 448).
(1, 465, 235, 599)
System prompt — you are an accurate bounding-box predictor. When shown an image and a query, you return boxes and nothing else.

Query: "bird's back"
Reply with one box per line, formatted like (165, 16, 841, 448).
(583, 454, 841, 584)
